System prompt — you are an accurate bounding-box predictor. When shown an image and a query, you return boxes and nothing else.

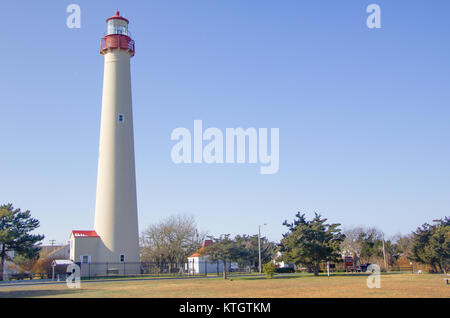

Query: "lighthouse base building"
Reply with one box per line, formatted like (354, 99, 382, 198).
(69, 230, 141, 277)
(69, 11, 141, 277)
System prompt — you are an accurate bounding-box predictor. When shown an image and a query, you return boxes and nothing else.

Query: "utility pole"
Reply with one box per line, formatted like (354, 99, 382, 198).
(258, 224, 267, 274)
(382, 234, 387, 271)
(50, 239, 57, 253)
(49, 239, 56, 251)
(327, 261, 330, 278)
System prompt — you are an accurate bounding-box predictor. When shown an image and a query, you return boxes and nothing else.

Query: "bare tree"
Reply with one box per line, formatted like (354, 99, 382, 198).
(391, 233, 413, 255)
(341, 227, 365, 257)
(140, 214, 207, 272)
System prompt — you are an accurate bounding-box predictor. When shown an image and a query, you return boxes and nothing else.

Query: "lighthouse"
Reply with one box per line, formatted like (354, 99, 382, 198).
(69, 12, 140, 276)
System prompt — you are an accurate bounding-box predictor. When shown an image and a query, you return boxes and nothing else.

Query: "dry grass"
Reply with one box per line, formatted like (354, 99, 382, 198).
(0, 273, 448, 298)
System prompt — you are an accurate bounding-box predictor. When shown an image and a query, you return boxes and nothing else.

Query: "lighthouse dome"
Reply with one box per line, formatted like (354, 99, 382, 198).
(106, 11, 130, 36)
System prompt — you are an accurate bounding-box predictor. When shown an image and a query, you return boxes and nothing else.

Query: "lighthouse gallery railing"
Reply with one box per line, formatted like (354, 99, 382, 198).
(100, 35, 135, 56)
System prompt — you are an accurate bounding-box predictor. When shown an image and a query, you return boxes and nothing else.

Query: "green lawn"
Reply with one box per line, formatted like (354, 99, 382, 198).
(0, 272, 448, 298)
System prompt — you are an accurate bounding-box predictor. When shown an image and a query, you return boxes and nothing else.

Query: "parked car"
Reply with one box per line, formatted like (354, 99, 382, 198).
(275, 267, 295, 273)
(229, 263, 240, 272)
(10, 272, 33, 280)
(360, 263, 371, 272)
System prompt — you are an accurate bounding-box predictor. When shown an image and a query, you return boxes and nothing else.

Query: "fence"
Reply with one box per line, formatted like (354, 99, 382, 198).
(7, 262, 420, 281)
(73, 262, 415, 279)
(68, 260, 255, 279)
(389, 265, 414, 272)
(317, 262, 414, 273)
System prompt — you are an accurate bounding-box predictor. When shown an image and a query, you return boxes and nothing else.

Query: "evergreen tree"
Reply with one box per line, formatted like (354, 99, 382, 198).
(358, 229, 384, 263)
(409, 217, 449, 274)
(0, 204, 44, 280)
(280, 212, 345, 276)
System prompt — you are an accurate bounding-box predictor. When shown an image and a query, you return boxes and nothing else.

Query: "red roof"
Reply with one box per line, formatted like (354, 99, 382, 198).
(106, 11, 129, 24)
(189, 240, 214, 258)
(71, 230, 99, 238)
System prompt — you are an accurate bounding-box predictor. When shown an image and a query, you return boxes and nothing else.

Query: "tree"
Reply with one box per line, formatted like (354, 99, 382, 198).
(12, 254, 37, 273)
(342, 227, 403, 269)
(262, 261, 275, 279)
(428, 223, 450, 274)
(140, 214, 207, 272)
(409, 217, 449, 274)
(0, 204, 44, 280)
(234, 234, 276, 269)
(200, 234, 240, 279)
(341, 227, 365, 257)
(280, 212, 345, 276)
(358, 228, 384, 263)
(341, 227, 385, 263)
(392, 233, 413, 256)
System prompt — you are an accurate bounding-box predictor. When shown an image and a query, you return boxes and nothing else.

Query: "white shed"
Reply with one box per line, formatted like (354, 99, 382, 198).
(51, 259, 74, 280)
(186, 240, 230, 275)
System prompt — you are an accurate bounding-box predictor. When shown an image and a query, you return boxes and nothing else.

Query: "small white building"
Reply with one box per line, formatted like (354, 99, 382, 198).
(274, 251, 296, 270)
(51, 259, 74, 280)
(69, 230, 101, 277)
(69, 230, 140, 277)
(70, 230, 100, 265)
(186, 240, 231, 275)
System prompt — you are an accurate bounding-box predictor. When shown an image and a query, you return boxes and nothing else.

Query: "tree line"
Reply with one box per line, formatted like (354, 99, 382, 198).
(279, 212, 448, 276)
(0, 203, 448, 280)
(139, 214, 277, 278)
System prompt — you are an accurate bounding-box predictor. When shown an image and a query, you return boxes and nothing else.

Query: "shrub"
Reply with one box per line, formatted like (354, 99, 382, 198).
(262, 262, 276, 279)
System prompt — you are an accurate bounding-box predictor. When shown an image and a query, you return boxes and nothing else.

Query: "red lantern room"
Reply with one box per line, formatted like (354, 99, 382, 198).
(100, 11, 135, 57)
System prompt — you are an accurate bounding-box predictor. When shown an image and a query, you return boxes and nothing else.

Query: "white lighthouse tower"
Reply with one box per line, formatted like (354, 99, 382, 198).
(69, 12, 140, 276)
(95, 11, 139, 265)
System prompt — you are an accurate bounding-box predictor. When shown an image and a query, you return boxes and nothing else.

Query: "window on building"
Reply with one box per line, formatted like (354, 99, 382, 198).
(81, 255, 90, 264)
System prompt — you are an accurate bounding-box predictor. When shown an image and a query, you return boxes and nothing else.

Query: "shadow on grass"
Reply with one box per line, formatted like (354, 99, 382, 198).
(230, 271, 409, 281)
(231, 274, 306, 281)
(325, 271, 408, 277)
(0, 288, 83, 298)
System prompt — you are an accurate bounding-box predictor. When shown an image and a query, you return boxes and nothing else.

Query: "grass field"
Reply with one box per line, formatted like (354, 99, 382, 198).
(0, 272, 448, 298)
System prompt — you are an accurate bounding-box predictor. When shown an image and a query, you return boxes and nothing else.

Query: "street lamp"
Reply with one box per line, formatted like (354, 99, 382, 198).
(258, 223, 267, 274)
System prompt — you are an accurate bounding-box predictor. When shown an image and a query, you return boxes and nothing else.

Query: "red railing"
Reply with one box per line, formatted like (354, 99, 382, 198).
(100, 34, 135, 57)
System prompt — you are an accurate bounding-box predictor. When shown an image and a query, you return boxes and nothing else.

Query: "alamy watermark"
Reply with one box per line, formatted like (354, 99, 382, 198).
(366, 264, 381, 288)
(366, 4, 381, 29)
(66, 4, 81, 29)
(66, 263, 81, 288)
(65, 4, 380, 30)
(171, 120, 279, 174)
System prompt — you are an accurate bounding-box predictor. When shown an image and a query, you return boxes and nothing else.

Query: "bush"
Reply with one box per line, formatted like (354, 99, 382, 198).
(262, 262, 276, 279)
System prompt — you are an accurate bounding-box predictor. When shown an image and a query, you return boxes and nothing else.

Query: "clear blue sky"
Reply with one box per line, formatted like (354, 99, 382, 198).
(1, 1, 449, 245)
